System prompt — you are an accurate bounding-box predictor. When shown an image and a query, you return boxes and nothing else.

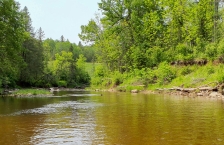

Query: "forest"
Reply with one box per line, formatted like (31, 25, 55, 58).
(1, 0, 224, 91)
(80, 0, 224, 91)
(0, 0, 93, 90)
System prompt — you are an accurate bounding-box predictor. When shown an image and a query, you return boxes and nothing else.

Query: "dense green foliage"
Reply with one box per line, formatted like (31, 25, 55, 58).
(89, 62, 224, 92)
(0, 0, 25, 88)
(79, 0, 224, 89)
(80, 0, 224, 69)
(2, 0, 224, 91)
(0, 0, 93, 90)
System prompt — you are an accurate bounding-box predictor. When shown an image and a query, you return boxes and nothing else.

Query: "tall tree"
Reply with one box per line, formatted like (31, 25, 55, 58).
(36, 27, 45, 42)
(21, 6, 34, 37)
(19, 10, 45, 86)
(0, 0, 25, 88)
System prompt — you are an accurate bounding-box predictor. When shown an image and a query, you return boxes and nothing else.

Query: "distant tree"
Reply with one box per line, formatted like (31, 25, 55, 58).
(52, 51, 74, 84)
(60, 35, 65, 42)
(21, 6, 35, 37)
(78, 41, 84, 49)
(36, 27, 45, 42)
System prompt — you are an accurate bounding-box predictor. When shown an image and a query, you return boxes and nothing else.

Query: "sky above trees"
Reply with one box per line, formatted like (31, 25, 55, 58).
(17, 0, 101, 43)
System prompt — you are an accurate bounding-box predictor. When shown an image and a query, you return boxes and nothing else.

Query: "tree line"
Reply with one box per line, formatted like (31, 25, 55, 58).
(0, 0, 94, 89)
(80, 0, 224, 72)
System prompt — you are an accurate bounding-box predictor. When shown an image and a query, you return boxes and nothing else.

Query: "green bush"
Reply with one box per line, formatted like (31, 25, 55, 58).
(91, 65, 107, 87)
(91, 76, 103, 86)
(94, 65, 106, 77)
(57, 80, 67, 87)
(146, 46, 165, 67)
(205, 43, 217, 61)
(102, 78, 112, 87)
(112, 71, 123, 86)
(142, 68, 156, 86)
(156, 62, 176, 85)
(217, 39, 224, 55)
(78, 71, 91, 85)
(180, 67, 192, 75)
(175, 44, 194, 61)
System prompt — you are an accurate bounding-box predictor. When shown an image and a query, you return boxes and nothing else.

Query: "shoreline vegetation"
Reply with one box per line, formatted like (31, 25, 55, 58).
(2, 61, 224, 100)
(0, 88, 88, 98)
(1, 89, 53, 98)
(89, 62, 224, 100)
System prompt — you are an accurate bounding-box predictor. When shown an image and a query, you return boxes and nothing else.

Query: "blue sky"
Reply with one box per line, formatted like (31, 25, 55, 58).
(17, 0, 101, 44)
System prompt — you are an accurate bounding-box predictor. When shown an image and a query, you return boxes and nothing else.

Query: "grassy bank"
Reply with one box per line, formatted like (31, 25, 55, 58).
(89, 62, 224, 92)
(13, 89, 52, 95)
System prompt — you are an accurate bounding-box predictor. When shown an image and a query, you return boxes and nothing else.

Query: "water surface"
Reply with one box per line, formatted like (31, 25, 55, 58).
(0, 91, 224, 144)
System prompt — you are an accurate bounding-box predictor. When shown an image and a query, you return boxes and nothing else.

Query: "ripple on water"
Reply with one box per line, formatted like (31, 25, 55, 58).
(29, 101, 100, 145)
(6, 101, 102, 116)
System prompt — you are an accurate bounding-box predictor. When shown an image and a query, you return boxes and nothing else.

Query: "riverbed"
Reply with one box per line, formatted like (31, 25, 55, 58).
(0, 91, 224, 145)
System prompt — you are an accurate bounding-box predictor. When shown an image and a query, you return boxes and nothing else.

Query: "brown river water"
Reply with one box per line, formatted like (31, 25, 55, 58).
(0, 91, 224, 145)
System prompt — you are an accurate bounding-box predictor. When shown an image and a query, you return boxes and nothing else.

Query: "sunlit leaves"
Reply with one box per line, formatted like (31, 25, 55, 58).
(52, 51, 73, 80)
(79, 20, 101, 43)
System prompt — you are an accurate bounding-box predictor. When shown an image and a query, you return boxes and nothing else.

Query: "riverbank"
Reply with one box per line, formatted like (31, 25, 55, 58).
(93, 85, 224, 100)
(1, 88, 53, 98)
(90, 62, 224, 99)
(92, 85, 224, 99)
(1, 88, 89, 98)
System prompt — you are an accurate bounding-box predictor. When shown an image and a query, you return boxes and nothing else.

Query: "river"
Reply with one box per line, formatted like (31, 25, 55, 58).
(0, 91, 224, 145)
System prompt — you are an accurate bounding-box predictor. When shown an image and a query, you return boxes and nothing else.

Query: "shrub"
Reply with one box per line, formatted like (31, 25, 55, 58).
(217, 39, 224, 55)
(175, 43, 194, 61)
(156, 62, 176, 85)
(94, 65, 106, 77)
(91, 64, 108, 87)
(205, 43, 217, 61)
(112, 71, 123, 86)
(78, 71, 91, 85)
(102, 78, 112, 87)
(57, 80, 67, 87)
(180, 67, 192, 76)
(91, 77, 102, 86)
(142, 68, 157, 86)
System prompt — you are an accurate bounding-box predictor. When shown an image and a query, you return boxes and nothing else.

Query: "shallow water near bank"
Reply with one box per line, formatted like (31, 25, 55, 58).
(0, 91, 224, 145)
